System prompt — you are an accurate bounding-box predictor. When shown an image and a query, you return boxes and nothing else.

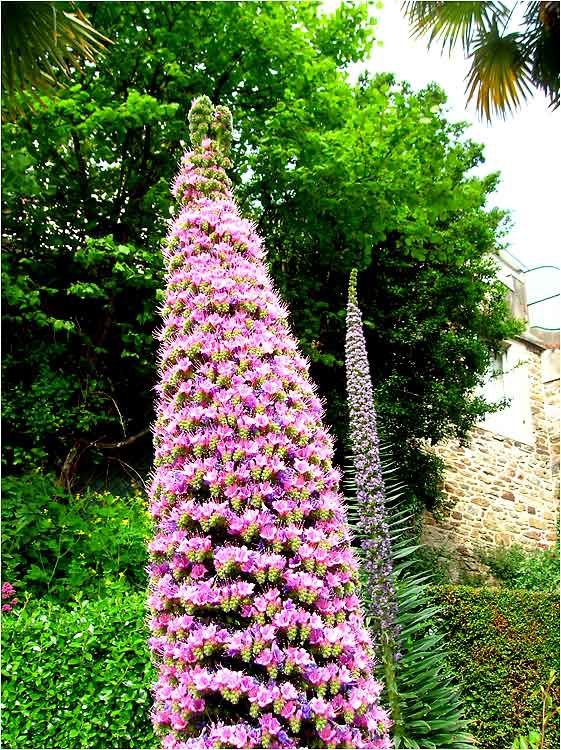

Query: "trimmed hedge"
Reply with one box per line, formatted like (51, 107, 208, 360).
(1, 593, 156, 749)
(431, 586, 560, 749)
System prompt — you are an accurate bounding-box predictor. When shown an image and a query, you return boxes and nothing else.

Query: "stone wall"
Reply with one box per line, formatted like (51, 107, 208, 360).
(542, 348, 560, 502)
(422, 338, 559, 574)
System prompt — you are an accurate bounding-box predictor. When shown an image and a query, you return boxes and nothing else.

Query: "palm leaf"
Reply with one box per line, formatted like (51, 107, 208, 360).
(522, 0, 560, 108)
(402, 1, 509, 53)
(1, 1, 110, 95)
(466, 22, 535, 119)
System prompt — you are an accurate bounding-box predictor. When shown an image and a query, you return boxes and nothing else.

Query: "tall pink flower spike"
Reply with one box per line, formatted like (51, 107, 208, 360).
(147, 96, 392, 749)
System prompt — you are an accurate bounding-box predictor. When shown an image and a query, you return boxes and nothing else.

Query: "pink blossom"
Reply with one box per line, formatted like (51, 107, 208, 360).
(260, 713, 282, 736)
(147, 96, 390, 749)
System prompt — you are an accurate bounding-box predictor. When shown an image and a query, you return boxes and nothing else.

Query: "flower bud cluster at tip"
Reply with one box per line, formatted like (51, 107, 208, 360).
(188, 95, 233, 157)
(172, 98, 234, 209)
(344, 272, 399, 655)
(147, 98, 392, 749)
(348, 269, 358, 309)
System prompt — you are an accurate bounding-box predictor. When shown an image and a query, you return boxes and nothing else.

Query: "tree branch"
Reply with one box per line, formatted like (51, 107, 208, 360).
(94, 428, 150, 450)
(71, 129, 94, 222)
(58, 428, 150, 491)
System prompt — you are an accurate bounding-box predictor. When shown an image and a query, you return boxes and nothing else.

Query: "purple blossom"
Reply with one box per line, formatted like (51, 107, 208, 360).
(1, 581, 18, 614)
(147, 97, 391, 749)
(344, 269, 399, 650)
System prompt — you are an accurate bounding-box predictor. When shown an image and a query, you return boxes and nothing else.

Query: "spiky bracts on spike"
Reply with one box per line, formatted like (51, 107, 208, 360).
(147, 98, 391, 749)
(344, 270, 398, 652)
(188, 95, 233, 157)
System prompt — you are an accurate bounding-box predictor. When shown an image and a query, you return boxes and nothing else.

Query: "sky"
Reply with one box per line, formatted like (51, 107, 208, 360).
(324, 0, 560, 328)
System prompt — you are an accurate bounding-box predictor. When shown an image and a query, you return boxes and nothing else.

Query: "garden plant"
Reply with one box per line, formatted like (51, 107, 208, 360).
(146, 96, 391, 749)
(344, 270, 474, 749)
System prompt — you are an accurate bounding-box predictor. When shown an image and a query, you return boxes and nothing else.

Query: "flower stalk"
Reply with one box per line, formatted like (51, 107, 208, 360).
(345, 269, 403, 733)
(147, 97, 391, 749)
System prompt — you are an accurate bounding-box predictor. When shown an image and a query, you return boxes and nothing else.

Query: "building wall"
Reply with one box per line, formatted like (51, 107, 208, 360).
(543, 349, 560, 502)
(477, 339, 535, 445)
(422, 338, 559, 573)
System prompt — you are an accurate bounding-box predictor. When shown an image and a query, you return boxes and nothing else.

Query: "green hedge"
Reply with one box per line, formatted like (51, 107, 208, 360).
(1, 593, 156, 749)
(431, 586, 560, 749)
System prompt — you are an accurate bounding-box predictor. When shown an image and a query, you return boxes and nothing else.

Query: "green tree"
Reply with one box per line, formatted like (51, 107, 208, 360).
(243, 72, 522, 508)
(403, 1, 560, 119)
(2, 1, 521, 507)
(2, 0, 373, 487)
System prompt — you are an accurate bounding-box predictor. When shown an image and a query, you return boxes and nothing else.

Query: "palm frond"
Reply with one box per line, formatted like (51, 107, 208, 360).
(466, 22, 535, 120)
(402, 1, 509, 54)
(522, 0, 560, 108)
(1, 1, 110, 95)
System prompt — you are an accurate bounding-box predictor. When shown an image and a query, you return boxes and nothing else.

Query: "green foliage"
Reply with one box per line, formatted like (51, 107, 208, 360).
(390, 575, 474, 748)
(2, 0, 522, 510)
(479, 539, 560, 592)
(1, 229, 161, 475)
(1, 592, 156, 749)
(1, 472, 150, 603)
(513, 670, 560, 750)
(512, 729, 543, 749)
(431, 585, 561, 749)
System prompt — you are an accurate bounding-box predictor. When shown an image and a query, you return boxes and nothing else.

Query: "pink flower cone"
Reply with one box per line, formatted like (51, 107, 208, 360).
(147, 96, 391, 749)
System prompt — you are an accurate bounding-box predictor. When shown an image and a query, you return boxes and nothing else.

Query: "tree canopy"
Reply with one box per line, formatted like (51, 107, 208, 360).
(2, 0, 521, 507)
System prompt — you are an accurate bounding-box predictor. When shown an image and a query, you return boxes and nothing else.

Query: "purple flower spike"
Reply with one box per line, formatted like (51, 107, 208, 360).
(147, 97, 391, 749)
(344, 269, 399, 652)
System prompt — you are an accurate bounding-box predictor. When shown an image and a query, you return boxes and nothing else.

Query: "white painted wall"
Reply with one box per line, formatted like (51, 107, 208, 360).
(479, 340, 535, 445)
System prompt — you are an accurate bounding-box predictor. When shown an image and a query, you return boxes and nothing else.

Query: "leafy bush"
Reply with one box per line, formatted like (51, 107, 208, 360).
(4, 585, 556, 749)
(1, 472, 150, 603)
(1, 593, 156, 749)
(431, 586, 560, 749)
(478, 540, 560, 592)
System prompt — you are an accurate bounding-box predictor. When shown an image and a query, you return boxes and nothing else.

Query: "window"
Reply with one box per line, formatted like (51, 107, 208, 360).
(479, 342, 534, 444)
